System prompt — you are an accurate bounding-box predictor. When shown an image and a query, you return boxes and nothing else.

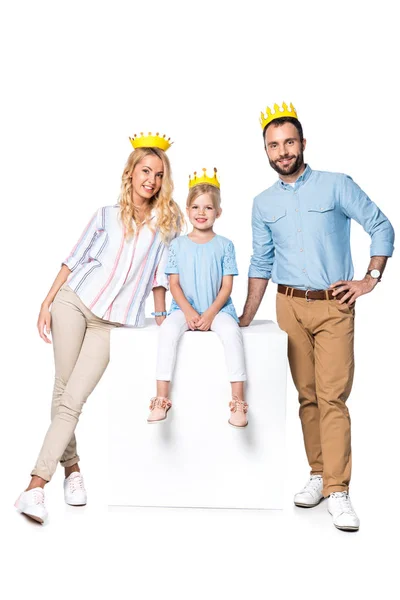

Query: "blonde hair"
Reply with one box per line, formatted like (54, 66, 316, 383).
(186, 184, 221, 210)
(119, 147, 184, 241)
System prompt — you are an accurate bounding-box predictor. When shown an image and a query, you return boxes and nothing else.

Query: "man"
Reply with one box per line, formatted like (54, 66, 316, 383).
(239, 102, 394, 531)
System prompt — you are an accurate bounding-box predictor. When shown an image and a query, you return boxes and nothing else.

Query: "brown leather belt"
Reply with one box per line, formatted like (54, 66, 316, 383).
(277, 284, 346, 301)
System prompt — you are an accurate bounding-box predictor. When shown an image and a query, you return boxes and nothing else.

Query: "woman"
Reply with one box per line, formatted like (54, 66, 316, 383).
(15, 134, 183, 523)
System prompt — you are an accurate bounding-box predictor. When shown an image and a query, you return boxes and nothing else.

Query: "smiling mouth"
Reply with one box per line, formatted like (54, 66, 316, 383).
(195, 218, 207, 222)
(143, 185, 154, 192)
(278, 157, 294, 165)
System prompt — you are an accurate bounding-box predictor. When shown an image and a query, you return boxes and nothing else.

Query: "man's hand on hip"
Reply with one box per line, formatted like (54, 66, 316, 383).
(330, 277, 378, 305)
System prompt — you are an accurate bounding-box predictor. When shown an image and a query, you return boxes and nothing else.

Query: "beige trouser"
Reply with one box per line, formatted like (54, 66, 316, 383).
(276, 292, 355, 496)
(31, 285, 120, 482)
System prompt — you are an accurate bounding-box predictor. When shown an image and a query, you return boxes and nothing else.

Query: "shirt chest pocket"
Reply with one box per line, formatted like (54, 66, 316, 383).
(307, 202, 336, 235)
(264, 209, 294, 247)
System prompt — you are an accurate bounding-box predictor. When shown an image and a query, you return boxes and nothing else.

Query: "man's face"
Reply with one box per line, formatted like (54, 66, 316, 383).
(264, 122, 306, 177)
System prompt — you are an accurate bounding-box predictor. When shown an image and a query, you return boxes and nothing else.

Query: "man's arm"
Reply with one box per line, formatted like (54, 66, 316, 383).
(239, 197, 274, 326)
(239, 278, 269, 326)
(330, 176, 395, 304)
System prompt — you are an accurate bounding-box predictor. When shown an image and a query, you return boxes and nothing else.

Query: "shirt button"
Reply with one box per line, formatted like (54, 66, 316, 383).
(302, 268, 306, 273)
(300, 248, 304, 252)
(295, 208, 299, 212)
(297, 228, 302, 232)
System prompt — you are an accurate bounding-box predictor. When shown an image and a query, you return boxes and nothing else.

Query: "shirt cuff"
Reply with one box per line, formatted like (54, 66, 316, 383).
(165, 267, 179, 274)
(248, 265, 271, 279)
(370, 243, 394, 257)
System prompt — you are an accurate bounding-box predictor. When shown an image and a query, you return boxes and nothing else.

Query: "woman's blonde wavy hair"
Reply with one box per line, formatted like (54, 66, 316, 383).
(119, 147, 184, 241)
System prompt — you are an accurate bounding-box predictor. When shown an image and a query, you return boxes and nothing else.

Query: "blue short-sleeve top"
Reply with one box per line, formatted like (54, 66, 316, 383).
(165, 234, 239, 322)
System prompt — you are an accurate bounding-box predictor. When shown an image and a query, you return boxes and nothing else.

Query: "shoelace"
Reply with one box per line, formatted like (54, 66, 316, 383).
(69, 475, 84, 493)
(330, 492, 355, 514)
(301, 476, 322, 493)
(229, 397, 249, 413)
(149, 397, 172, 410)
(33, 490, 45, 505)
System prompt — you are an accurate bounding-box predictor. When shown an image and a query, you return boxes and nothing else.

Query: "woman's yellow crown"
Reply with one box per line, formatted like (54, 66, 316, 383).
(129, 132, 173, 151)
(260, 102, 298, 130)
(188, 167, 220, 190)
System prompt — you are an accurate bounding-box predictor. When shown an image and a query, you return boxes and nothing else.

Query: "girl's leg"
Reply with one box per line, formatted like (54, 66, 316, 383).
(211, 312, 248, 427)
(148, 311, 188, 422)
(30, 288, 116, 483)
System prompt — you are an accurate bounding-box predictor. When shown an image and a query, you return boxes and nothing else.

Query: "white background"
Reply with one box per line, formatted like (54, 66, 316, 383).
(1, 1, 399, 598)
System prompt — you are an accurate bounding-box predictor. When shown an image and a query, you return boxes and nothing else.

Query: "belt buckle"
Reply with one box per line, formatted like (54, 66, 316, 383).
(305, 289, 311, 302)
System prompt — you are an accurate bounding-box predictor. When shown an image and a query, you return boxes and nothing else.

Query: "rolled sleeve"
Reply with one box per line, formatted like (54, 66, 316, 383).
(340, 175, 395, 257)
(63, 210, 100, 272)
(248, 199, 275, 278)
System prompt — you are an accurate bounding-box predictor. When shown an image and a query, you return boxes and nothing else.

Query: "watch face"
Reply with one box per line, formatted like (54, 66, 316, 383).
(370, 269, 380, 278)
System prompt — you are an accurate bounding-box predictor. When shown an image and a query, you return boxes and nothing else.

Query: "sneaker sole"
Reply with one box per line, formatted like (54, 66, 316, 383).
(15, 505, 45, 524)
(334, 524, 359, 531)
(228, 420, 248, 429)
(294, 497, 324, 508)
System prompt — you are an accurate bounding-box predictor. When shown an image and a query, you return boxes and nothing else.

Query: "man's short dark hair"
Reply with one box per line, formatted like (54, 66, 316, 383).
(263, 117, 304, 143)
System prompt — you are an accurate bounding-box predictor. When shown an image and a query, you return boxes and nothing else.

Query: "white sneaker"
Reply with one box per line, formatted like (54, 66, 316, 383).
(64, 472, 87, 506)
(328, 492, 360, 531)
(15, 488, 48, 524)
(294, 474, 324, 507)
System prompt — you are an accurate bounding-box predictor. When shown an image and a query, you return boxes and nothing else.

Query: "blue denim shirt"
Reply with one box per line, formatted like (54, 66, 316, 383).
(248, 165, 395, 290)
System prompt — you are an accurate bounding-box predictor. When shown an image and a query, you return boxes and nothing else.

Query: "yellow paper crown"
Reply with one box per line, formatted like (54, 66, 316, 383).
(260, 102, 298, 130)
(129, 132, 173, 151)
(188, 167, 220, 190)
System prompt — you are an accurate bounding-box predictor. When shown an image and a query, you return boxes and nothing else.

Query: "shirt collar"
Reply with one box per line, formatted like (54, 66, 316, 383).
(278, 164, 312, 190)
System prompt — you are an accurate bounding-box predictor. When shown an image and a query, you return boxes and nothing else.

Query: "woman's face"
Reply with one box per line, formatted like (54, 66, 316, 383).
(131, 154, 164, 203)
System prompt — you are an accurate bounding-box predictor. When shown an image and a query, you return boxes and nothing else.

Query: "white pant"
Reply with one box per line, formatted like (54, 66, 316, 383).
(156, 310, 247, 382)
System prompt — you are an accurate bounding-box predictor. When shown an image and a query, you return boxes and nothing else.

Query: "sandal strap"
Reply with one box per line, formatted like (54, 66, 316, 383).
(229, 397, 248, 413)
(149, 396, 172, 410)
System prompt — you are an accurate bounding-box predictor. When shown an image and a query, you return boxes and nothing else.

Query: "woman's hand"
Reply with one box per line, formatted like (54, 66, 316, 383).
(196, 309, 216, 331)
(185, 308, 201, 331)
(155, 315, 166, 326)
(37, 304, 52, 343)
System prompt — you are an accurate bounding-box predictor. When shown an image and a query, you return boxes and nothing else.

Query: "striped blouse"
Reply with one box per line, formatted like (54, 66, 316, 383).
(63, 205, 174, 327)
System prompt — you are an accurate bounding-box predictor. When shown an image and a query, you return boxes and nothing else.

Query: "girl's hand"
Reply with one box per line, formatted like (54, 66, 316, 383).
(196, 309, 216, 331)
(37, 304, 52, 344)
(155, 315, 166, 326)
(185, 309, 201, 331)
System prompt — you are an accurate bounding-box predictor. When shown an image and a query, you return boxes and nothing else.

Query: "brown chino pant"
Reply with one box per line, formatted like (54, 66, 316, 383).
(276, 292, 355, 496)
(31, 285, 120, 482)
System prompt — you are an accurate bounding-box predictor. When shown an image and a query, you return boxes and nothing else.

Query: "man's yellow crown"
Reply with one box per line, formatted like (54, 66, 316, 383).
(188, 167, 220, 190)
(260, 102, 298, 130)
(129, 132, 173, 151)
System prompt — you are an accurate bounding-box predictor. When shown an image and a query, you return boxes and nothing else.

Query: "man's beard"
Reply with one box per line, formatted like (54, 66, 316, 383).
(269, 150, 304, 177)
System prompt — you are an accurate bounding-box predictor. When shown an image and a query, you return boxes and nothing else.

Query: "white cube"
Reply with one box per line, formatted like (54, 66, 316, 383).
(108, 319, 287, 509)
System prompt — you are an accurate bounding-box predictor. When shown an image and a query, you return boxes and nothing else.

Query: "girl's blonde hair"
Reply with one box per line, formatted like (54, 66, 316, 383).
(119, 147, 184, 241)
(186, 183, 221, 210)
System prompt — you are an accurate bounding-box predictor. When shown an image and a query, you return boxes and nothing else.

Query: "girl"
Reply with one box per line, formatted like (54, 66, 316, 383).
(147, 168, 248, 428)
(15, 134, 183, 524)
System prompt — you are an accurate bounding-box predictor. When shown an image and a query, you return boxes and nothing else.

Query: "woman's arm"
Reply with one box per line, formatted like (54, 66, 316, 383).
(152, 286, 167, 326)
(196, 275, 234, 331)
(37, 264, 71, 344)
(169, 274, 200, 331)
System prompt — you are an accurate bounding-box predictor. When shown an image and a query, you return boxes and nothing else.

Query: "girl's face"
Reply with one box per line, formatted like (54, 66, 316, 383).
(187, 193, 221, 231)
(131, 155, 164, 203)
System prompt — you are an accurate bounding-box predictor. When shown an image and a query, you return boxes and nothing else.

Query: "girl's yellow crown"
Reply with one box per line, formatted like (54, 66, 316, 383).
(188, 167, 220, 190)
(260, 102, 298, 130)
(129, 132, 173, 151)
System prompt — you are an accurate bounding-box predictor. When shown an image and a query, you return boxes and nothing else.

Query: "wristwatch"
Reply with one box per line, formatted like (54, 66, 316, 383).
(366, 269, 381, 281)
(151, 311, 168, 316)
